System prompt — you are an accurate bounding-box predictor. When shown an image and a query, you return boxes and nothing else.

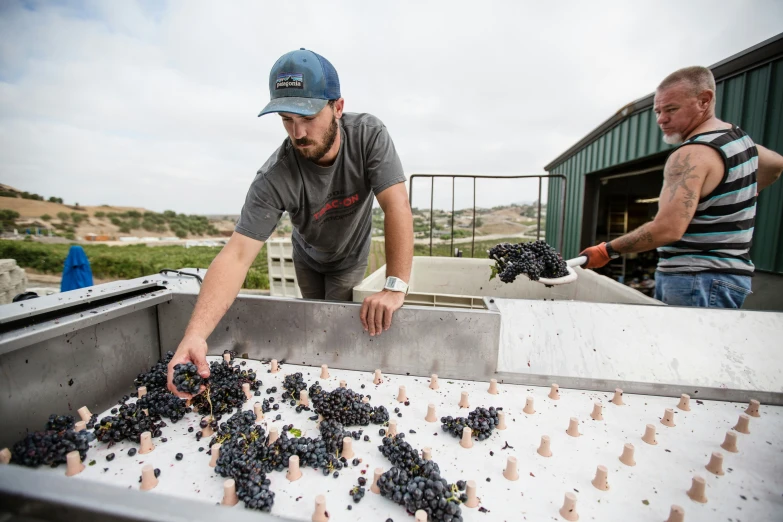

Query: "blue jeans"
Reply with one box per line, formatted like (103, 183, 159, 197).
(654, 271, 752, 308)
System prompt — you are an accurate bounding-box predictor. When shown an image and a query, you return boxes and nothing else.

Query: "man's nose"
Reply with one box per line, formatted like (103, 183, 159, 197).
(657, 113, 668, 125)
(291, 122, 307, 140)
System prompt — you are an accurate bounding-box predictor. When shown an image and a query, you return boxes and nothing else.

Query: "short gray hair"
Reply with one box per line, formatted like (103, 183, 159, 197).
(657, 66, 716, 97)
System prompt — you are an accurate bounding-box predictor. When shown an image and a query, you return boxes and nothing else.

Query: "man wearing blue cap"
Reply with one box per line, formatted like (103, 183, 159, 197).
(167, 49, 413, 395)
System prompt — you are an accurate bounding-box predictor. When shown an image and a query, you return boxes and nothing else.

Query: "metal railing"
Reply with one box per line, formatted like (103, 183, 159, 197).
(408, 174, 567, 257)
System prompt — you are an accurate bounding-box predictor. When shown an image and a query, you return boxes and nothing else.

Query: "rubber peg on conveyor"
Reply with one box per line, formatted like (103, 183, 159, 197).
(386, 419, 397, 437)
(202, 421, 214, 438)
(488, 378, 499, 395)
(611, 388, 624, 406)
(566, 417, 581, 437)
(299, 390, 310, 408)
(65, 450, 84, 476)
(77, 406, 92, 423)
(361, 396, 369, 404)
(312, 494, 329, 522)
(137, 386, 147, 399)
(341, 437, 355, 460)
(686, 475, 707, 503)
(460, 426, 473, 449)
(270, 359, 279, 373)
(642, 424, 658, 445)
(140, 464, 158, 490)
(619, 443, 636, 466)
(267, 426, 279, 446)
(503, 455, 519, 481)
(665, 505, 685, 522)
(497, 410, 507, 430)
(523, 396, 536, 414)
(465, 480, 479, 508)
(745, 399, 760, 417)
(677, 393, 690, 411)
(0, 448, 10, 465)
(223, 353, 231, 363)
(537, 435, 552, 457)
(422, 447, 432, 461)
(459, 391, 470, 409)
(591, 465, 609, 491)
(559, 491, 579, 521)
(734, 414, 750, 434)
(287, 455, 303, 481)
(221, 478, 239, 506)
(397, 385, 408, 403)
(415, 510, 428, 521)
(430, 374, 439, 390)
(339, 380, 347, 388)
(548, 383, 560, 400)
(320, 364, 330, 379)
(371, 468, 383, 494)
(721, 431, 739, 453)
(254, 402, 264, 421)
(425, 404, 438, 422)
(74, 420, 86, 432)
(242, 382, 252, 400)
(373, 369, 383, 385)
(209, 443, 221, 467)
(143, 408, 149, 417)
(705, 451, 724, 476)
(591, 402, 603, 421)
(661, 408, 676, 427)
(139, 431, 155, 454)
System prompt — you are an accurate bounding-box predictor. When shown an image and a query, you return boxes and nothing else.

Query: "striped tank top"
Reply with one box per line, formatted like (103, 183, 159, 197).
(657, 125, 757, 275)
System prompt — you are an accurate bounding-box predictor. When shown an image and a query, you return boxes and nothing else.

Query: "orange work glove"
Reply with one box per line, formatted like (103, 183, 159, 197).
(579, 242, 611, 269)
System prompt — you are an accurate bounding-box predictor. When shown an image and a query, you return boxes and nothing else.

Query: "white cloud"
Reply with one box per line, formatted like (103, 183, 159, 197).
(1, 0, 781, 213)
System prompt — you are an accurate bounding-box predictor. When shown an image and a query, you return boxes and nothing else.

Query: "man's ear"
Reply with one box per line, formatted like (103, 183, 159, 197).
(333, 98, 345, 119)
(698, 89, 714, 111)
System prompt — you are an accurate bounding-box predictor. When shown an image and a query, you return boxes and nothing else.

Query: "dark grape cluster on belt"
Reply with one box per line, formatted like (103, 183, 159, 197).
(282, 372, 308, 400)
(11, 415, 95, 468)
(377, 434, 464, 522)
(190, 359, 261, 416)
(136, 389, 189, 423)
(172, 362, 203, 395)
(93, 402, 165, 445)
(488, 239, 568, 283)
(308, 383, 389, 426)
(441, 406, 500, 442)
(134, 350, 175, 391)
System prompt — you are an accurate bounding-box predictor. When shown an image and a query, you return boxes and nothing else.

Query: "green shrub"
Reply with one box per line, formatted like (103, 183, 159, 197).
(110, 217, 123, 226)
(71, 213, 88, 224)
(41, 214, 52, 221)
(118, 225, 131, 233)
(126, 210, 142, 219)
(57, 212, 70, 221)
(175, 229, 187, 238)
(94, 211, 106, 218)
(0, 190, 17, 198)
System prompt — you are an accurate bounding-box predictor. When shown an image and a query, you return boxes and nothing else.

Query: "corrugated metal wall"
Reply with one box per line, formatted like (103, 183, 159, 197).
(546, 57, 783, 271)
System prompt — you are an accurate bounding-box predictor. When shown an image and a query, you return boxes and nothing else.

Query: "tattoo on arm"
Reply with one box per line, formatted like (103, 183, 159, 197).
(614, 223, 654, 253)
(664, 152, 700, 219)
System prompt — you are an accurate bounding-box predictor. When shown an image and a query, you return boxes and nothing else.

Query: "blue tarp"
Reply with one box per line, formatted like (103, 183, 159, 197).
(61, 245, 94, 292)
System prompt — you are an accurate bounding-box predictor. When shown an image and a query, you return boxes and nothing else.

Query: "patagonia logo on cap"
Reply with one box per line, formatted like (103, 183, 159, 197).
(275, 72, 303, 90)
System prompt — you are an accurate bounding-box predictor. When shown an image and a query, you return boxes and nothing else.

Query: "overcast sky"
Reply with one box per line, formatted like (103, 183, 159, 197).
(1, 1, 782, 214)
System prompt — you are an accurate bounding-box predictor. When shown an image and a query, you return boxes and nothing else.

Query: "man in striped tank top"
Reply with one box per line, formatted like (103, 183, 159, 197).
(581, 66, 783, 308)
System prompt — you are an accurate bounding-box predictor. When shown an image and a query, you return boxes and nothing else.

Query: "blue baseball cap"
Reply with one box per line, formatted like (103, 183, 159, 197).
(258, 48, 341, 117)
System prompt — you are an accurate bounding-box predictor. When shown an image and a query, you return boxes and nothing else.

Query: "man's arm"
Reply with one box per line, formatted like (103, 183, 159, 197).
(167, 232, 263, 397)
(757, 144, 783, 192)
(581, 147, 717, 267)
(359, 183, 413, 336)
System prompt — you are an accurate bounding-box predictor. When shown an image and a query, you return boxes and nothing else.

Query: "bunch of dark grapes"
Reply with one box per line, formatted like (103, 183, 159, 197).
(488, 240, 568, 283)
(190, 359, 259, 416)
(214, 424, 275, 512)
(172, 362, 203, 395)
(93, 402, 165, 445)
(134, 351, 174, 391)
(208, 410, 258, 447)
(136, 389, 189, 423)
(282, 372, 308, 400)
(440, 407, 500, 442)
(350, 484, 366, 503)
(11, 415, 94, 468)
(377, 434, 463, 522)
(308, 383, 389, 426)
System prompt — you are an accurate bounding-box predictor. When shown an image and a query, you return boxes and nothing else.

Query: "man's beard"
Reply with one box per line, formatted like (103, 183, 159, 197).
(295, 117, 338, 163)
(662, 132, 683, 145)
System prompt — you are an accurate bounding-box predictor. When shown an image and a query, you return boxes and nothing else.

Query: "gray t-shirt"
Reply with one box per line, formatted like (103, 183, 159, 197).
(235, 113, 405, 273)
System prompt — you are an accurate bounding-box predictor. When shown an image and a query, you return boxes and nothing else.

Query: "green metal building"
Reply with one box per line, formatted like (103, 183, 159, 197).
(545, 33, 783, 287)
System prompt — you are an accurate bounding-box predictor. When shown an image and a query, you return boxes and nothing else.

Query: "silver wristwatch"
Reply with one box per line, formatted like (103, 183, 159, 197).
(384, 276, 409, 294)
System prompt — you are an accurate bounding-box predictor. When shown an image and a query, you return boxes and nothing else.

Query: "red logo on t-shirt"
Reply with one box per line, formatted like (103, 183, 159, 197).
(313, 193, 360, 221)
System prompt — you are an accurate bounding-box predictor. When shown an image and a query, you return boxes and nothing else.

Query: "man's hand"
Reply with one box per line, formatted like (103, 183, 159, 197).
(360, 290, 405, 336)
(167, 334, 210, 399)
(580, 243, 611, 269)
